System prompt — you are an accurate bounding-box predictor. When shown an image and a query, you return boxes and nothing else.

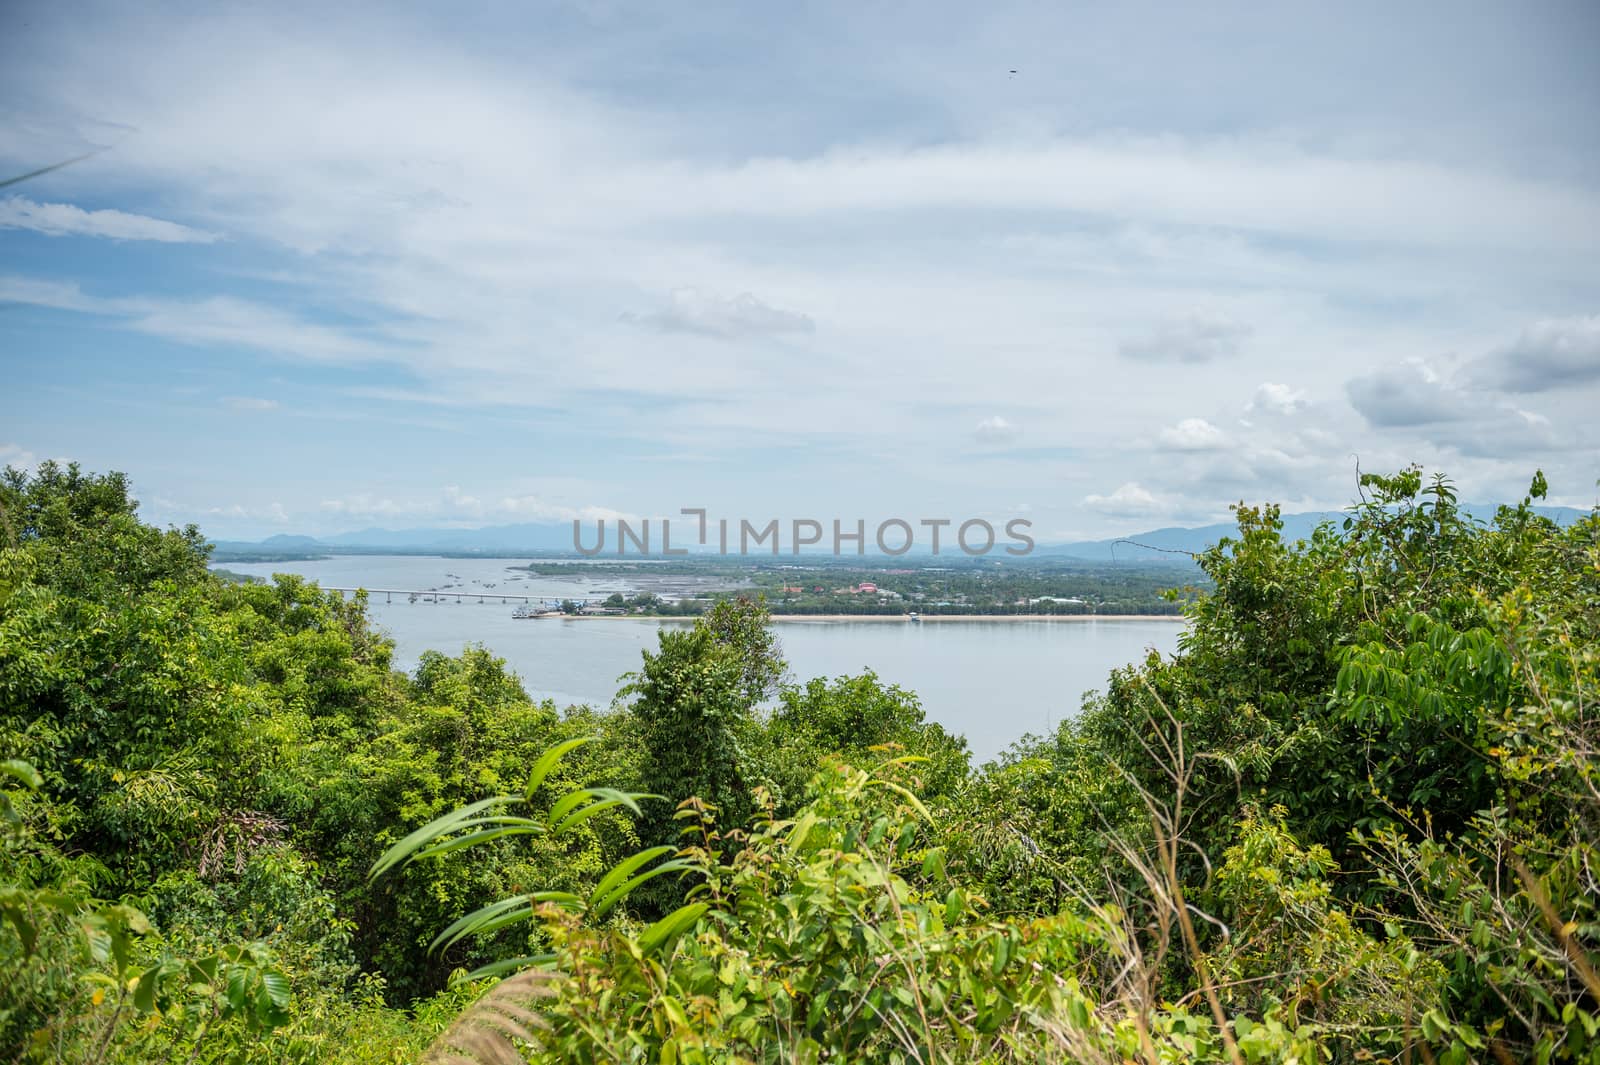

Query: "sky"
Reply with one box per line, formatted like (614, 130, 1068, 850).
(3, 0, 1598, 542)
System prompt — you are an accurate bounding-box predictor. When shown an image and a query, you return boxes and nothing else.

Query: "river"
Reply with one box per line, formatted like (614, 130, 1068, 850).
(215, 555, 1183, 762)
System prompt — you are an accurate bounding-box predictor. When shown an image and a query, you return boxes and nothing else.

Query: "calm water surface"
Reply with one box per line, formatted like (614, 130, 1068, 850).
(218, 556, 1182, 761)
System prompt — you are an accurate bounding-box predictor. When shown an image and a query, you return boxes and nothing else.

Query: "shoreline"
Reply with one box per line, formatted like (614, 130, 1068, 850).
(769, 614, 1183, 622)
(539, 613, 1185, 623)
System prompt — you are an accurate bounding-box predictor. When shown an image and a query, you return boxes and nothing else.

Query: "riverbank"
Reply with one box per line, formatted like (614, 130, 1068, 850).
(769, 614, 1184, 622)
(534, 613, 1186, 623)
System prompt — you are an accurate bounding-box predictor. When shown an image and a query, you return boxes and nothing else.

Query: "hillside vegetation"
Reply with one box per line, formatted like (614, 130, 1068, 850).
(1, 461, 1597, 1063)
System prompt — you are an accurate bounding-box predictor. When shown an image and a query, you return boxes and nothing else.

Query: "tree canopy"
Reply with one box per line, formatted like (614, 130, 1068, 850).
(2, 461, 1597, 1063)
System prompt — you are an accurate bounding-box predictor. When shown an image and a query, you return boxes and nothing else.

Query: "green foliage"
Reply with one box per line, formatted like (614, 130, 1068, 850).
(757, 671, 970, 811)
(0, 759, 300, 1064)
(0, 464, 653, 1053)
(368, 736, 692, 978)
(442, 757, 1338, 1064)
(699, 595, 787, 702)
(939, 727, 1138, 916)
(524, 757, 1114, 1062)
(3, 460, 1598, 1062)
(623, 613, 771, 861)
(1205, 806, 1446, 1056)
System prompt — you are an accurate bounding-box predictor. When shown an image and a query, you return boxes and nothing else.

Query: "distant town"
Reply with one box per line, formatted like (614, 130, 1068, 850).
(511, 556, 1195, 617)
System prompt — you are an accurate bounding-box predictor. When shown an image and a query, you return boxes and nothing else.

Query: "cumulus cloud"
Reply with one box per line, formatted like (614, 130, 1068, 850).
(1083, 481, 1168, 517)
(1344, 352, 1573, 457)
(0, 196, 219, 244)
(1245, 382, 1307, 416)
(1341, 315, 1600, 462)
(1436, 407, 1560, 458)
(0, 444, 40, 474)
(1118, 311, 1251, 364)
(1467, 314, 1600, 392)
(1345, 361, 1470, 427)
(974, 416, 1019, 443)
(623, 289, 815, 339)
(1157, 417, 1226, 451)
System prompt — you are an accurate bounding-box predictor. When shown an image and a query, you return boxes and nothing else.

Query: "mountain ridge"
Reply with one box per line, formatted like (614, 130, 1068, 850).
(209, 504, 1592, 562)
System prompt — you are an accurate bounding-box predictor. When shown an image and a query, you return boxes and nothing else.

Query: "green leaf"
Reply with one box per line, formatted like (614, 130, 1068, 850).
(261, 970, 291, 1010)
(525, 737, 593, 800)
(638, 903, 708, 957)
(410, 823, 541, 862)
(0, 760, 43, 791)
(132, 965, 163, 1014)
(867, 778, 930, 822)
(552, 790, 655, 835)
(225, 966, 248, 1014)
(545, 788, 596, 828)
(591, 857, 695, 919)
(431, 895, 537, 954)
(458, 954, 558, 982)
(587, 846, 678, 916)
(370, 795, 517, 881)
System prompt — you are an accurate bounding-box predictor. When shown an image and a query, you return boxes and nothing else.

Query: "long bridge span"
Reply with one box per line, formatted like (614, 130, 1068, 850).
(322, 586, 582, 606)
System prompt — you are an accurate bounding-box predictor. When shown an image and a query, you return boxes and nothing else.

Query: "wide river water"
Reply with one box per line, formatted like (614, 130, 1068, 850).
(216, 555, 1183, 762)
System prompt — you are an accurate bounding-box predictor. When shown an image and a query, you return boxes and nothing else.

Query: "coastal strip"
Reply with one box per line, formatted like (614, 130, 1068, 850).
(536, 613, 1186, 623)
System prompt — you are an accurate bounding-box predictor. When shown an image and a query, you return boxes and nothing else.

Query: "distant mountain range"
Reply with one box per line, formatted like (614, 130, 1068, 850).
(209, 503, 1591, 563)
(1035, 512, 1342, 562)
(1043, 504, 1589, 562)
(258, 522, 577, 552)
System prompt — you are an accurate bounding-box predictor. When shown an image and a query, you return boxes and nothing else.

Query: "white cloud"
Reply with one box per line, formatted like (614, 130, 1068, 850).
(1083, 481, 1167, 517)
(1343, 345, 1577, 458)
(318, 486, 636, 525)
(1468, 314, 1600, 392)
(150, 497, 290, 524)
(0, 278, 392, 363)
(622, 289, 814, 339)
(1157, 417, 1226, 451)
(318, 495, 433, 519)
(126, 296, 390, 362)
(0, 276, 101, 312)
(0, 196, 219, 244)
(3, 7, 1597, 538)
(1245, 382, 1306, 416)
(974, 416, 1019, 443)
(1345, 360, 1470, 427)
(0, 444, 40, 475)
(1119, 311, 1251, 363)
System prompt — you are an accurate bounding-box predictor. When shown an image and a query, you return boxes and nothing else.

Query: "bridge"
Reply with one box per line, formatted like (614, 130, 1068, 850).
(322, 586, 586, 607)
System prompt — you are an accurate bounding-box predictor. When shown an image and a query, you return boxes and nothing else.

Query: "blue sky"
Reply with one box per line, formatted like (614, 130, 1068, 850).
(3, 0, 1597, 540)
